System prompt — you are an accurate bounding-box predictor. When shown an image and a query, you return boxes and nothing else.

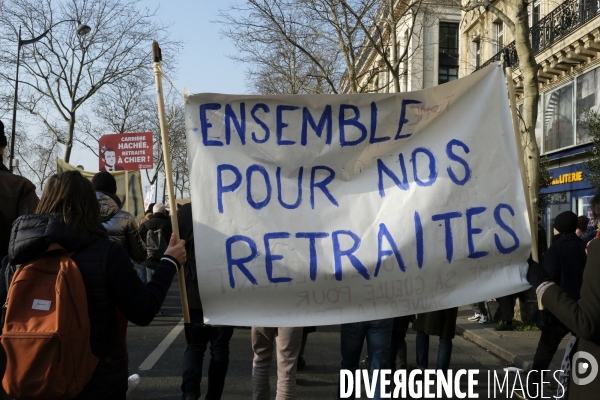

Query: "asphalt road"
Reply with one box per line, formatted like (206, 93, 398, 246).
(126, 276, 527, 400)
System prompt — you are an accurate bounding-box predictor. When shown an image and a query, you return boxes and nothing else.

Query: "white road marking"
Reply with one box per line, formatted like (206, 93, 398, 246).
(138, 318, 184, 371)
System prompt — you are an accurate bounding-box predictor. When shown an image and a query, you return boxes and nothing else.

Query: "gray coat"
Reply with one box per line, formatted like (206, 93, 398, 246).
(542, 238, 600, 400)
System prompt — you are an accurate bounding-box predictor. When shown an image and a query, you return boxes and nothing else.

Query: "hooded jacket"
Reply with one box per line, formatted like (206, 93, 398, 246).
(544, 233, 586, 302)
(96, 191, 145, 264)
(0, 166, 39, 260)
(0, 214, 178, 399)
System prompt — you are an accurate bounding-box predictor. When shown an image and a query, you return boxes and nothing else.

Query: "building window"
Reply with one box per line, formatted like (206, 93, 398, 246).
(544, 83, 574, 152)
(578, 195, 596, 228)
(535, 64, 600, 155)
(535, 97, 543, 151)
(439, 22, 459, 84)
(529, 0, 541, 26)
(493, 21, 503, 55)
(530, 0, 542, 49)
(471, 39, 481, 70)
(576, 67, 600, 144)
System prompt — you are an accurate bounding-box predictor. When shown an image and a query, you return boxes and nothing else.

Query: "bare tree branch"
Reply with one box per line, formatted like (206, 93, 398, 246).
(0, 0, 181, 162)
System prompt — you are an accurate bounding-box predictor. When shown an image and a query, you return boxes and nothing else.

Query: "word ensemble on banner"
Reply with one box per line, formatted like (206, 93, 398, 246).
(185, 64, 531, 327)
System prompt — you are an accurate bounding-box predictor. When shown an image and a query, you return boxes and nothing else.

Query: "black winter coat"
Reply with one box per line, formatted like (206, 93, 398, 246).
(543, 233, 586, 301)
(177, 203, 202, 311)
(139, 213, 172, 268)
(0, 165, 38, 260)
(412, 307, 458, 339)
(0, 214, 178, 399)
(96, 191, 145, 264)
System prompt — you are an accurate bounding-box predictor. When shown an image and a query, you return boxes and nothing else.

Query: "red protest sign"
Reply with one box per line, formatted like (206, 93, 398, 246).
(99, 132, 154, 171)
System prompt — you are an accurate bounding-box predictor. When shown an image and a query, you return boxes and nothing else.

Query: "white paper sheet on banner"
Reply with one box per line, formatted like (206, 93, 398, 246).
(184, 64, 532, 327)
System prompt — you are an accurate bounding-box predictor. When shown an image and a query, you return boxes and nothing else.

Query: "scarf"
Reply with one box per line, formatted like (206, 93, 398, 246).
(556, 335, 577, 399)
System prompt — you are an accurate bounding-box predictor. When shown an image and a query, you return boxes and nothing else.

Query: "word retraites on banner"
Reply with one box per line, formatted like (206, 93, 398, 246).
(98, 132, 154, 171)
(185, 64, 532, 327)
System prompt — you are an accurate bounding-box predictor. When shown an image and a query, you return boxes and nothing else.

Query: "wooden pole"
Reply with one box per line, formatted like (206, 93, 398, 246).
(152, 41, 191, 324)
(154, 177, 158, 203)
(125, 169, 130, 213)
(504, 63, 543, 310)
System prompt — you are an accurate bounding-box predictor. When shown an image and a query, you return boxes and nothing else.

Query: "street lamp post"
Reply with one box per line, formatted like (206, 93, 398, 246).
(9, 20, 91, 173)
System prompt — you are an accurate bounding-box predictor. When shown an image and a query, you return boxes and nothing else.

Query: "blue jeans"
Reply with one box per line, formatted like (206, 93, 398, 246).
(138, 265, 147, 284)
(181, 309, 234, 400)
(145, 267, 154, 283)
(339, 318, 394, 400)
(415, 331, 453, 372)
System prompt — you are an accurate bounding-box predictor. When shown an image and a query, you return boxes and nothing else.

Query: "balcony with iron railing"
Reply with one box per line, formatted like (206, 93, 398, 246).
(475, 0, 600, 70)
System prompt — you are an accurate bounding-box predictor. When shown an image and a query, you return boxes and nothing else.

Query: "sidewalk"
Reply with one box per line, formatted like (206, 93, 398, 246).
(455, 306, 570, 374)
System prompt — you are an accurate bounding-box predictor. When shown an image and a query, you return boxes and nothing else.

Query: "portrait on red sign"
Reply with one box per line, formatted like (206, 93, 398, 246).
(99, 146, 125, 172)
(98, 132, 154, 171)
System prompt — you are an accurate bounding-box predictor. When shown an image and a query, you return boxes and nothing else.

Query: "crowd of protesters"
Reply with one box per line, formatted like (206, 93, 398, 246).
(1, 118, 599, 400)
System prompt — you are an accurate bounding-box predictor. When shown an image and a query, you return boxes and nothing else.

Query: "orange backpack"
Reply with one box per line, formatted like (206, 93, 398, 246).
(1, 245, 99, 400)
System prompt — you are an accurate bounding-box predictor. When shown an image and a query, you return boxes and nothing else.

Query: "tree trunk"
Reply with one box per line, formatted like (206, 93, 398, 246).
(390, 0, 400, 93)
(63, 115, 76, 163)
(512, 0, 541, 323)
(390, 36, 400, 92)
(514, 0, 540, 226)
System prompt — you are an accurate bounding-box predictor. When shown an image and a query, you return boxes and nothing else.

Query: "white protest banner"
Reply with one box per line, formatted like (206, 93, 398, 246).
(185, 64, 531, 327)
(144, 185, 154, 211)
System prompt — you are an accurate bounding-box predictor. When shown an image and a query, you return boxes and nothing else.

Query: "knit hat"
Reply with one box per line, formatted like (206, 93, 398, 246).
(92, 171, 117, 194)
(0, 120, 6, 147)
(553, 211, 578, 234)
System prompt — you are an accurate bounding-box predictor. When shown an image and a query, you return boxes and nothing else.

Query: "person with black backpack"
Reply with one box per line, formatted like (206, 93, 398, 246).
(139, 203, 172, 283)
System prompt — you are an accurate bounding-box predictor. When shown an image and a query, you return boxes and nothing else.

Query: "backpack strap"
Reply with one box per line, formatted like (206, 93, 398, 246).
(3, 263, 17, 294)
(1, 263, 18, 330)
